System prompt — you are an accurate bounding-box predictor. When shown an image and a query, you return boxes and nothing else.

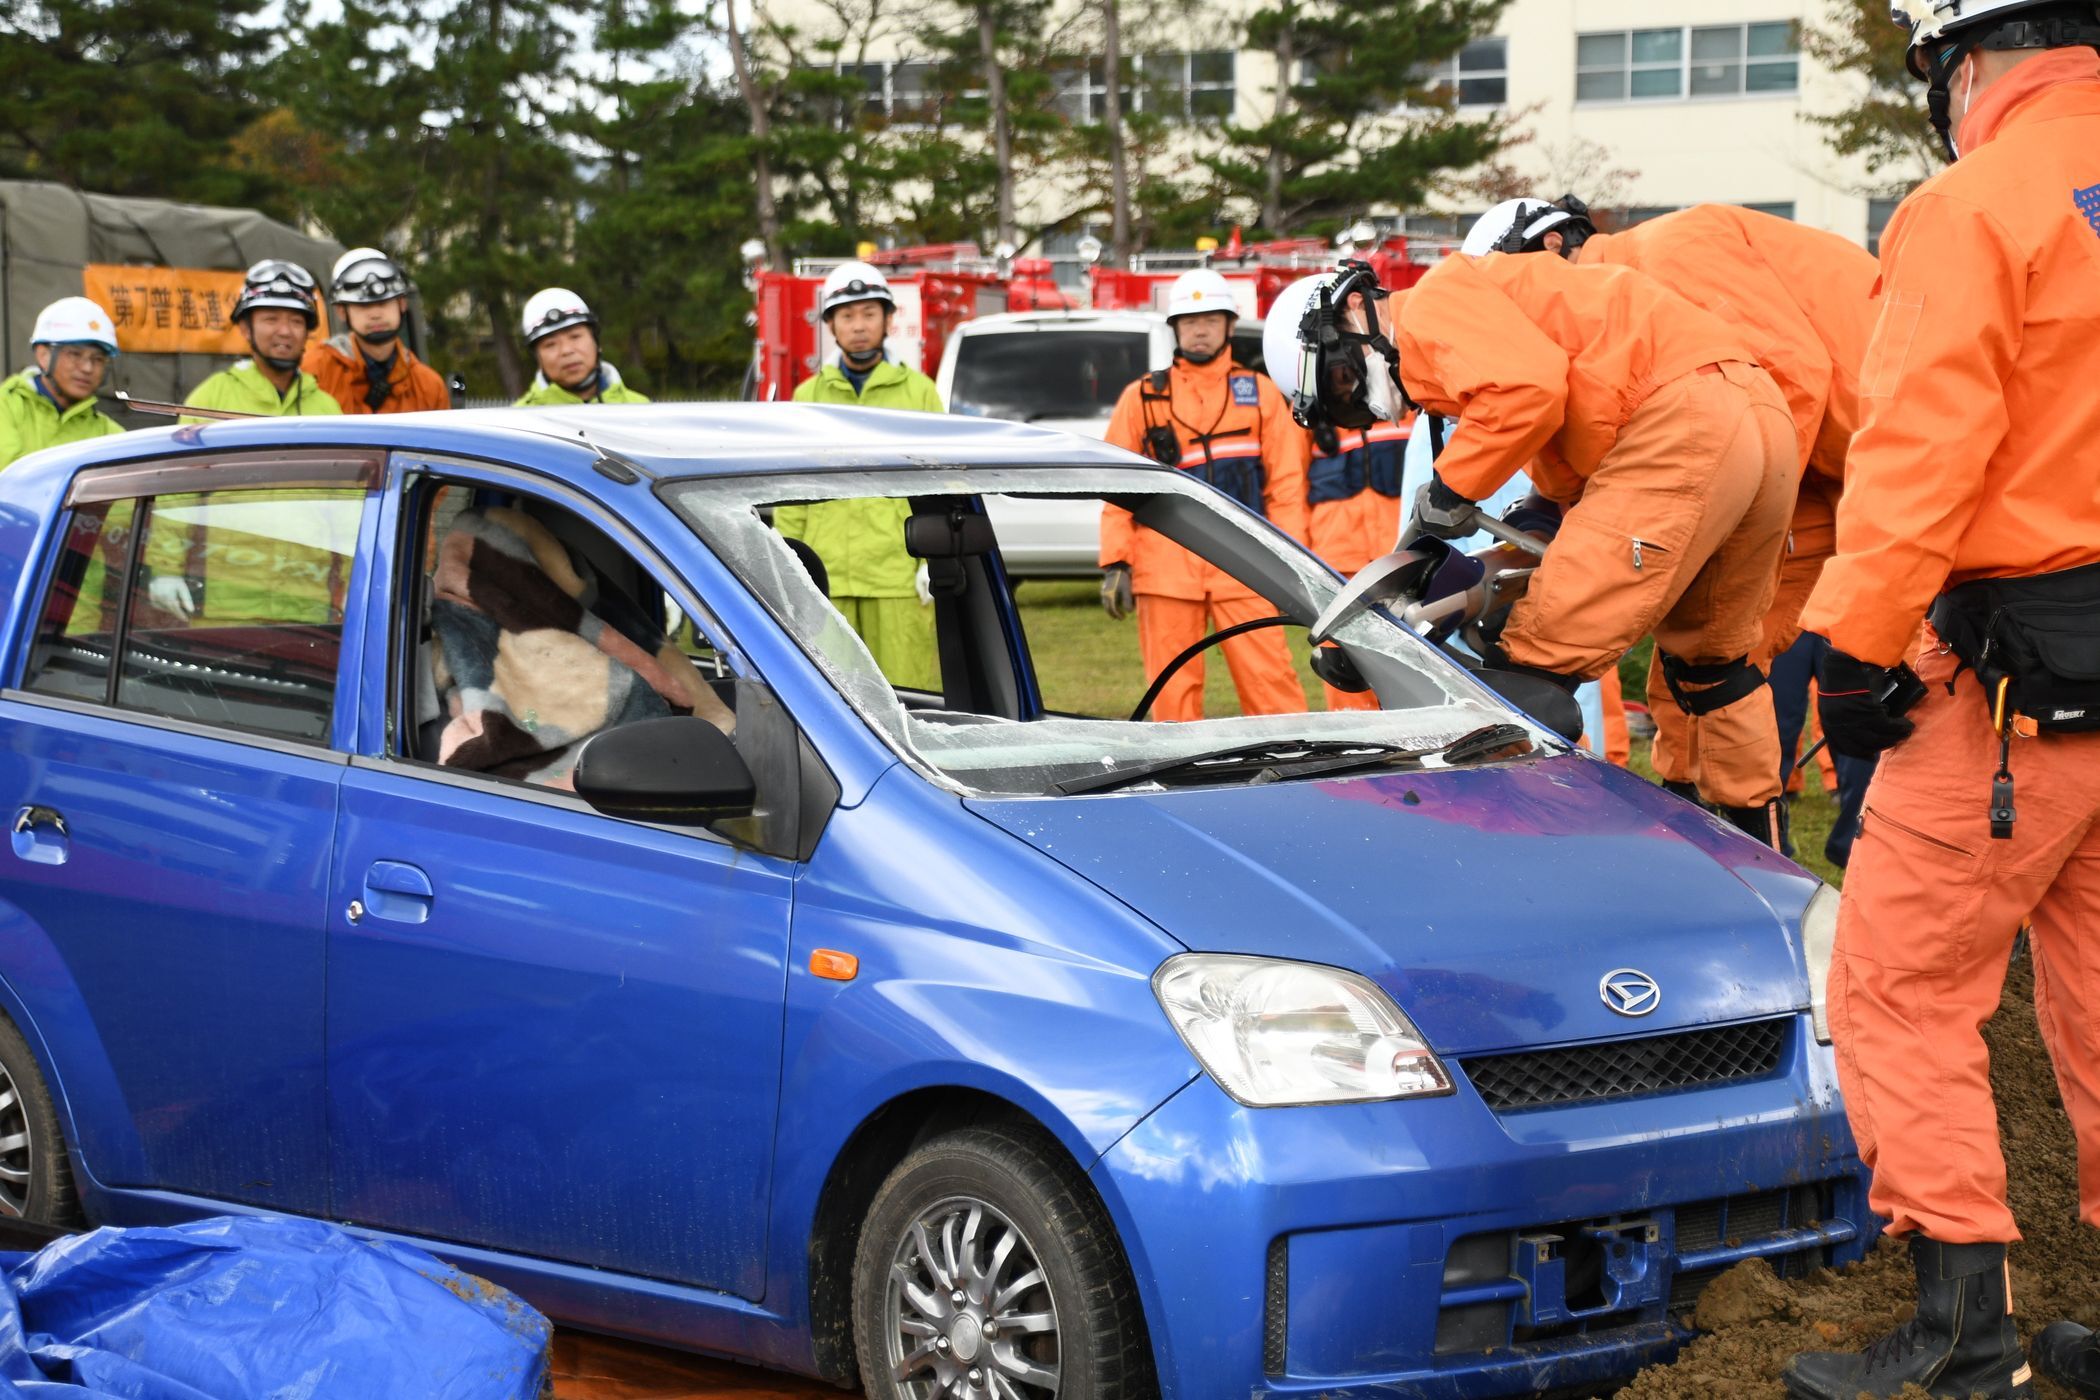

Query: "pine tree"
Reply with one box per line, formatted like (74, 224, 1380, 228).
(0, 0, 284, 212)
(1207, 0, 1508, 237)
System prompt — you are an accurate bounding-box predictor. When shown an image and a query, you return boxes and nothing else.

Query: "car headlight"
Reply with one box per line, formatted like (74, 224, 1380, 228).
(1802, 882, 1840, 1044)
(1153, 954, 1453, 1106)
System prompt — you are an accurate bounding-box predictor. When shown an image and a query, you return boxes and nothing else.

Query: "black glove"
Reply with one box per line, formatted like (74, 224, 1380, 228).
(1816, 646, 1923, 759)
(1501, 492, 1564, 543)
(1402, 473, 1477, 543)
(1100, 562, 1134, 620)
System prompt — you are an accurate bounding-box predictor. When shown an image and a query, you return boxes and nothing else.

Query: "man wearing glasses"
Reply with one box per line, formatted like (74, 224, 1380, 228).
(185, 260, 343, 417)
(0, 297, 125, 470)
(304, 248, 451, 414)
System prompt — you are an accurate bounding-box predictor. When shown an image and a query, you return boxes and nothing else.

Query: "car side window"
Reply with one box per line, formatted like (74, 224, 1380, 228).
(24, 486, 366, 744)
(403, 479, 737, 789)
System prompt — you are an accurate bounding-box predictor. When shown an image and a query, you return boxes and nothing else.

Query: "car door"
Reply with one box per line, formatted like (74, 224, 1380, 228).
(324, 461, 797, 1299)
(0, 450, 382, 1213)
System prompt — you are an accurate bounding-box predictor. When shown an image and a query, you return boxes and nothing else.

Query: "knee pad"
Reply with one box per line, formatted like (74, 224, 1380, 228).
(1659, 651, 1766, 716)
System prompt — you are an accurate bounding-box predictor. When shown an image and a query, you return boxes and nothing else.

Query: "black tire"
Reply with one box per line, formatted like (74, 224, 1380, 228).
(0, 1015, 76, 1226)
(852, 1124, 1155, 1400)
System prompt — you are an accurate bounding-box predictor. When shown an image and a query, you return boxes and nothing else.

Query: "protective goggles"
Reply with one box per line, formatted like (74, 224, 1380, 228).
(334, 260, 409, 303)
(245, 260, 317, 297)
(1289, 263, 1404, 434)
(525, 305, 595, 341)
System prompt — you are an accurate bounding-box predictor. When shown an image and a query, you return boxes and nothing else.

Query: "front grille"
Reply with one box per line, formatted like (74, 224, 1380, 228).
(1263, 1236, 1288, 1375)
(1463, 1018, 1788, 1112)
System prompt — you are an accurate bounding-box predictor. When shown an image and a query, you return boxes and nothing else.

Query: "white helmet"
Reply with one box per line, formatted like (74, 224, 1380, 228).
(1895, 0, 2099, 54)
(1165, 268, 1238, 322)
(331, 247, 410, 305)
(1890, 1, 2100, 155)
(1461, 195, 1597, 257)
(819, 261, 895, 318)
(31, 297, 119, 356)
(1263, 268, 1403, 431)
(521, 287, 596, 345)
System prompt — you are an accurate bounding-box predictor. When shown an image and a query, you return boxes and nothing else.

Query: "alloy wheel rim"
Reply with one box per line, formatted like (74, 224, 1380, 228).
(885, 1194, 1061, 1399)
(0, 1062, 33, 1217)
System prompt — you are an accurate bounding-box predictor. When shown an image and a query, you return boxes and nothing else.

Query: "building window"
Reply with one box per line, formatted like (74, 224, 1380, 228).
(1577, 23, 1798, 103)
(1867, 197, 1903, 254)
(843, 59, 944, 121)
(1615, 205, 1682, 228)
(1420, 37, 1508, 107)
(1140, 51, 1236, 121)
(1739, 201, 1796, 220)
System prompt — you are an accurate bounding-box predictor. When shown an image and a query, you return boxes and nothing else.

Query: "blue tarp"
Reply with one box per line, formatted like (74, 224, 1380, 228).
(0, 1216, 551, 1399)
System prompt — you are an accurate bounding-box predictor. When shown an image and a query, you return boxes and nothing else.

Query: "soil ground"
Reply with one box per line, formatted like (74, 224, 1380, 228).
(1615, 950, 2099, 1400)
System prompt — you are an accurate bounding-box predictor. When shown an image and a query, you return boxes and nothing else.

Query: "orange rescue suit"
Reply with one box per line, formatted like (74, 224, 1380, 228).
(1101, 352, 1310, 722)
(1395, 252, 1798, 807)
(1578, 206, 1878, 784)
(1801, 54, 2100, 1246)
(303, 336, 452, 415)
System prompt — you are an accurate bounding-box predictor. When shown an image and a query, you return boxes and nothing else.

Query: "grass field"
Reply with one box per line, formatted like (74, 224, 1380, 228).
(1011, 577, 1847, 887)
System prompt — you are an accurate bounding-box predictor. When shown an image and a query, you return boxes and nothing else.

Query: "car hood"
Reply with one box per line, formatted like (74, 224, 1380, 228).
(966, 755, 1813, 1056)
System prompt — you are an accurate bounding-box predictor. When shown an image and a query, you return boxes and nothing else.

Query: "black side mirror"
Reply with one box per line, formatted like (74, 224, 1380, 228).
(573, 716, 755, 825)
(1471, 668, 1585, 744)
(905, 509, 997, 558)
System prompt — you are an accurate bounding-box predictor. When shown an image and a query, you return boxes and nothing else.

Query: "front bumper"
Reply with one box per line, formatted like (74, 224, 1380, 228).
(1092, 1012, 1873, 1399)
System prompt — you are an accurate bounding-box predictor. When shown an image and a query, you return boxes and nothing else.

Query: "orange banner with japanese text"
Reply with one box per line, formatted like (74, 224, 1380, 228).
(79, 265, 316, 356)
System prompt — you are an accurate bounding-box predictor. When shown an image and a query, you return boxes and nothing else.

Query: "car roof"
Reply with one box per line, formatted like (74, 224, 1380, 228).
(25, 403, 1164, 487)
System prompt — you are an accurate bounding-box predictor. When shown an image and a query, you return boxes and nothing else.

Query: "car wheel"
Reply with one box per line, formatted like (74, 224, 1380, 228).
(853, 1124, 1153, 1400)
(0, 1015, 77, 1225)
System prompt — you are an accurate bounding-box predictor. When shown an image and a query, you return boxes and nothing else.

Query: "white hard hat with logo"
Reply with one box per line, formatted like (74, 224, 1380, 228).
(521, 287, 597, 345)
(819, 261, 895, 318)
(1889, 1, 2100, 157)
(1165, 268, 1239, 322)
(32, 297, 119, 356)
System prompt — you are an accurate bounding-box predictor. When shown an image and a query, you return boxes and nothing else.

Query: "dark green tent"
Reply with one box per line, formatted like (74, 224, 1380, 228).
(0, 182, 421, 425)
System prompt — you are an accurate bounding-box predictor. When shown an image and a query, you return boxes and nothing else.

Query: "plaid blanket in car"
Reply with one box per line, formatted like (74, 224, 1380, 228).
(429, 506, 734, 786)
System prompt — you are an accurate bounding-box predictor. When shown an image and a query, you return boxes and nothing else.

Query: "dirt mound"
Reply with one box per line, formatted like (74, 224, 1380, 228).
(1616, 952, 2100, 1399)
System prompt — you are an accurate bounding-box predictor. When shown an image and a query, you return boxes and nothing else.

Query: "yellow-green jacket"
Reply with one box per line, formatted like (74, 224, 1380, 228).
(0, 369, 123, 470)
(160, 363, 345, 623)
(183, 361, 343, 419)
(777, 360, 945, 597)
(513, 362, 650, 407)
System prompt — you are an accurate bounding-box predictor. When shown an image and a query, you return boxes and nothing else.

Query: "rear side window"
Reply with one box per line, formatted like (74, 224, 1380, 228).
(949, 330, 1149, 423)
(25, 484, 369, 744)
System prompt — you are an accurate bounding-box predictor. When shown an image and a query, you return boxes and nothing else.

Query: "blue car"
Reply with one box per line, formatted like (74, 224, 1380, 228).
(0, 405, 1869, 1399)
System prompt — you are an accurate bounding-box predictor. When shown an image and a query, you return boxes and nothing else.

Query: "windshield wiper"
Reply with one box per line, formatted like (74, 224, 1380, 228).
(1051, 724, 1535, 797)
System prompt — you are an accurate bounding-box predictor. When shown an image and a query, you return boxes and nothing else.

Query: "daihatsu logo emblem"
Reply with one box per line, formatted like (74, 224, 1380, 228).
(1600, 969, 1661, 1017)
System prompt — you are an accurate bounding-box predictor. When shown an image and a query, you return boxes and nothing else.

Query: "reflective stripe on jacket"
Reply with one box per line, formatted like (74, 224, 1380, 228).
(1100, 353, 1309, 602)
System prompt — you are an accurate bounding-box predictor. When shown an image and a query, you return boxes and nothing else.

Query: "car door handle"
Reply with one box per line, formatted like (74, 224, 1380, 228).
(361, 860, 434, 925)
(9, 806, 69, 867)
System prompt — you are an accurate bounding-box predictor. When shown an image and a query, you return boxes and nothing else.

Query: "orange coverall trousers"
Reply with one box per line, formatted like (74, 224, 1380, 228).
(1136, 593, 1305, 723)
(1650, 471, 1840, 790)
(1831, 640, 2100, 1242)
(1500, 361, 1797, 807)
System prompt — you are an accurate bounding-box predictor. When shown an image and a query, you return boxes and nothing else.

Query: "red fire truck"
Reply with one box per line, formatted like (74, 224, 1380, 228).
(742, 231, 1446, 401)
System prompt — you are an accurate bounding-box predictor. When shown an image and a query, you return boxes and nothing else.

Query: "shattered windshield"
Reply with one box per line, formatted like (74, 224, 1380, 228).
(664, 465, 1547, 797)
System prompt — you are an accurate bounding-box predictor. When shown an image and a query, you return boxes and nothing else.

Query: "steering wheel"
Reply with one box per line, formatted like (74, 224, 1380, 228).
(1128, 616, 1297, 722)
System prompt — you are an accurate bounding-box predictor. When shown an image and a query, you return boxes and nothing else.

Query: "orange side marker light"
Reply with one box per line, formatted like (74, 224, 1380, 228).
(811, 949, 859, 981)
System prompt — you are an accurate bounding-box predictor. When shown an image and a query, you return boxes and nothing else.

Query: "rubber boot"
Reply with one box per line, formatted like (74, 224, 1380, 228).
(1783, 1237, 2032, 1399)
(1716, 796, 1791, 851)
(2032, 1319, 2100, 1396)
